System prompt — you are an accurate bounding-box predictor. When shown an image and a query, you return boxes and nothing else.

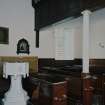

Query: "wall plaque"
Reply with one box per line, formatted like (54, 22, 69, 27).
(17, 38, 30, 54)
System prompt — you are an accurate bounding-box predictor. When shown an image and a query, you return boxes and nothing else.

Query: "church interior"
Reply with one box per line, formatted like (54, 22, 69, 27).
(0, 0, 105, 105)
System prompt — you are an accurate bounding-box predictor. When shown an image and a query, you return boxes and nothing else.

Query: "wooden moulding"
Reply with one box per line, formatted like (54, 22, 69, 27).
(0, 56, 38, 74)
(89, 59, 105, 66)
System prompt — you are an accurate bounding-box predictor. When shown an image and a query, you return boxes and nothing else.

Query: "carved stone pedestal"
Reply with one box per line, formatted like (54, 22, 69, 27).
(3, 62, 29, 105)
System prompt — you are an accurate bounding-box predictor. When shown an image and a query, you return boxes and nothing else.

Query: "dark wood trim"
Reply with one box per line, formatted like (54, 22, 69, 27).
(89, 59, 105, 74)
(36, 30, 39, 48)
(90, 59, 105, 66)
(32, 0, 105, 30)
(38, 58, 82, 69)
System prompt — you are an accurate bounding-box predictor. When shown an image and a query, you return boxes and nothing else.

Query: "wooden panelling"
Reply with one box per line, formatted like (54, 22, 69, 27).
(0, 56, 38, 73)
(38, 80, 67, 105)
(81, 0, 105, 11)
(38, 58, 82, 70)
(90, 59, 105, 66)
(82, 73, 94, 105)
(92, 74, 104, 104)
(32, 0, 81, 30)
(32, 0, 105, 30)
(89, 59, 105, 74)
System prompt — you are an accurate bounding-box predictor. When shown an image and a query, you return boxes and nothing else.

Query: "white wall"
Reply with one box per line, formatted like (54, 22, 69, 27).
(90, 8, 105, 58)
(0, 0, 34, 56)
(0, 0, 54, 58)
(0, 0, 105, 59)
(38, 27, 54, 58)
(43, 8, 105, 59)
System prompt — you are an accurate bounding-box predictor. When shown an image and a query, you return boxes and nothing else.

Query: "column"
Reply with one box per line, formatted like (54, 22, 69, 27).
(81, 10, 94, 105)
(82, 10, 91, 73)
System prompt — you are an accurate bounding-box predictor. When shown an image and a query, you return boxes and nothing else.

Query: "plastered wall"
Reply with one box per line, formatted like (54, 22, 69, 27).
(0, 0, 105, 59)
